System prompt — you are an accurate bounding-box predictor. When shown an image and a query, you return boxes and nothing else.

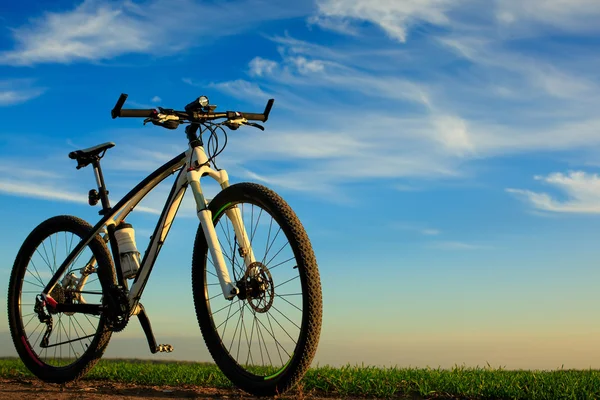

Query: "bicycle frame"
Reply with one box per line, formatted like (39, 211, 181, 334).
(41, 142, 256, 313)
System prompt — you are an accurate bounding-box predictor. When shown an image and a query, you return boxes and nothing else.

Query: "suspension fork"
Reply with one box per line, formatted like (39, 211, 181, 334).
(186, 145, 258, 299)
(224, 205, 257, 268)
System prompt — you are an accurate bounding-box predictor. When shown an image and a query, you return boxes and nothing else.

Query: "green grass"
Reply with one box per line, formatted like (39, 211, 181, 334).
(2, 358, 600, 399)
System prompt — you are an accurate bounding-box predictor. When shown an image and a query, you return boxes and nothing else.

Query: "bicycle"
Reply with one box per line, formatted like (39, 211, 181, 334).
(7, 93, 323, 396)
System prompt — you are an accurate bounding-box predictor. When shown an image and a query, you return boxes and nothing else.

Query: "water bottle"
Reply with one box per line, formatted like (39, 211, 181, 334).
(114, 222, 141, 279)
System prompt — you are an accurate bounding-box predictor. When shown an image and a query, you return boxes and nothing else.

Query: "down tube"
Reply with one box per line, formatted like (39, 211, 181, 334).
(42, 152, 187, 296)
(128, 166, 188, 307)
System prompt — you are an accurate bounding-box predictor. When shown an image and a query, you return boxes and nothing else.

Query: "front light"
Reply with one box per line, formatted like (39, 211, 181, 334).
(199, 96, 209, 107)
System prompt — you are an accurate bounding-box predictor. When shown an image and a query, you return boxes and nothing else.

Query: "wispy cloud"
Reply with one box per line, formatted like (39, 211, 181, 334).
(151, 96, 161, 103)
(495, 0, 600, 35)
(0, 79, 45, 106)
(206, 80, 272, 104)
(391, 222, 441, 236)
(192, 0, 600, 197)
(312, 0, 455, 42)
(507, 171, 600, 214)
(427, 241, 488, 250)
(200, 30, 600, 196)
(0, 141, 170, 215)
(0, 163, 62, 179)
(0, 180, 88, 204)
(242, 51, 432, 107)
(0, 177, 163, 215)
(249, 57, 279, 77)
(312, 0, 600, 41)
(0, 0, 312, 66)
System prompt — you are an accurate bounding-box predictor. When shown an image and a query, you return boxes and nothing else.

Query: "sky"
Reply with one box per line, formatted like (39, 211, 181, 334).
(1, 0, 600, 370)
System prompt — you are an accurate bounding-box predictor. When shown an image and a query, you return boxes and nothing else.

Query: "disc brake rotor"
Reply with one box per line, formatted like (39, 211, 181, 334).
(240, 262, 274, 313)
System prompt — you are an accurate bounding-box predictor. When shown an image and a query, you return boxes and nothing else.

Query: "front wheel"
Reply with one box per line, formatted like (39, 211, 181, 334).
(192, 183, 322, 396)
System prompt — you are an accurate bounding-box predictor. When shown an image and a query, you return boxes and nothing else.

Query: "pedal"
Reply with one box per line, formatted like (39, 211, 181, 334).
(136, 303, 171, 354)
(155, 344, 174, 353)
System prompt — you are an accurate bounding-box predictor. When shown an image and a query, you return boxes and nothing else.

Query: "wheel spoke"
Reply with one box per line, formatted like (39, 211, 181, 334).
(13, 219, 111, 373)
(227, 301, 243, 354)
(27, 260, 46, 287)
(246, 311, 257, 365)
(274, 275, 299, 290)
(264, 241, 290, 269)
(262, 310, 291, 359)
(263, 307, 298, 345)
(276, 294, 303, 313)
(250, 207, 263, 247)
(267, 256, 295, 272)
(201, 195, 317, 381)
(261, 227, 282, 267)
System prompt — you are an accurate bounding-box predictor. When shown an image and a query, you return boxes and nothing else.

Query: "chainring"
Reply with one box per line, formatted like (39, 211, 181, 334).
(104, 285, 130, 332)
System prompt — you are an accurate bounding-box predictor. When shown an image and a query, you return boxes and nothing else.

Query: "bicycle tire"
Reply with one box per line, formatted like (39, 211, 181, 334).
(7, 215, 116, 383)
(192, 182, 322, 396)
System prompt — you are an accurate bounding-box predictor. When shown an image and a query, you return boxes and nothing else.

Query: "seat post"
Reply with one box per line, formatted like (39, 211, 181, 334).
(91, 158, 111, 213)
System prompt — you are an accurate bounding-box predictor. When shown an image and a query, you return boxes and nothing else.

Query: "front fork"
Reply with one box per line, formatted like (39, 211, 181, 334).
(187, 147, 256, 300)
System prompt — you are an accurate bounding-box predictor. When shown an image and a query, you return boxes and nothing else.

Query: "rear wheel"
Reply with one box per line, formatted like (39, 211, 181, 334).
(192, 183, 322, 396)
(7, 215, 116, 383)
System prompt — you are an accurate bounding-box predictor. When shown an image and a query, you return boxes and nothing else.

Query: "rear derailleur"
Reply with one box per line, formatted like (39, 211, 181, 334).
(34, 295, 53, 348)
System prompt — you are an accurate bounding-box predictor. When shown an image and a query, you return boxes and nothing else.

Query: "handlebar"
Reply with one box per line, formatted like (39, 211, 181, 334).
(111, 93, 274, 123)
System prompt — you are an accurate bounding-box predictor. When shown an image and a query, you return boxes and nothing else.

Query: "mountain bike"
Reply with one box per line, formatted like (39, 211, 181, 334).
(7, 93, 323, 396)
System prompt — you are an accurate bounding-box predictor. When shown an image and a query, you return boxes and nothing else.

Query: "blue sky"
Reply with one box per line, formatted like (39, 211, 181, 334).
(1, 0, 600, 369)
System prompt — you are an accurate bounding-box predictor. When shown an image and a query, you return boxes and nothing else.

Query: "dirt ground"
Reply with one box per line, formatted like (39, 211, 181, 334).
(0, 377, 353, 400)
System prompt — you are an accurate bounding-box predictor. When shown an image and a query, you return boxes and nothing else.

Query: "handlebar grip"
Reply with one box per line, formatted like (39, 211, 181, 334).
(240, 112, 266, 122)
(234, 99, 275, 122)
(263, 99, 274, 122)
(119, 109, 156, 118)
(111, 93, 128, 119)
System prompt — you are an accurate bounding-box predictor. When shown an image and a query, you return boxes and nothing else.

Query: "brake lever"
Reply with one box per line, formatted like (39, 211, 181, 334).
(246, 122, 265, 131)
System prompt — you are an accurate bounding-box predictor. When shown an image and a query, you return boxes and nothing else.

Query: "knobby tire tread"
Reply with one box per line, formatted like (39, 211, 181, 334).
(7, 215, 116, 384)
(191, 183, 323, 396)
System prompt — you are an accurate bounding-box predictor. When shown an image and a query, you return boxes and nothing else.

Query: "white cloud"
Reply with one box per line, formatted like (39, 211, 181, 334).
(245, 51, 431, 107)
(0, 164, 61, 179)
(0, 0, 312, 66)
(249, 57, 279, 77)
(437, 36, 598, 102)
(307, 15, 359, 36)
(196, 29, 600, 198)
(507, 171, 600, 214)
(495, 0, 600, 35)
(0, 0, 151, 65)
(0, 180, 88, 204)
(313, 0, 456, 42)
(208, 79, 272, 102)
(430, 114, 475, 157)
(313, 0, 600, 42)
(151, 96, 161, 103)
(167, 0, 600, 200)
(289, 56, 326, 74)
(0, 79, 45, 106)
(0, 178, 163, 215)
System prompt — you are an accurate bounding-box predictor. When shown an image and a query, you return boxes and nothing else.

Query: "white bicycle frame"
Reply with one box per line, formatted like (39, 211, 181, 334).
(42, 142, 256, 312)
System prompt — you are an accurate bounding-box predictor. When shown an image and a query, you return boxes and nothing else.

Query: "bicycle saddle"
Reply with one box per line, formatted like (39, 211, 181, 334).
(68, 142, 115, 169)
